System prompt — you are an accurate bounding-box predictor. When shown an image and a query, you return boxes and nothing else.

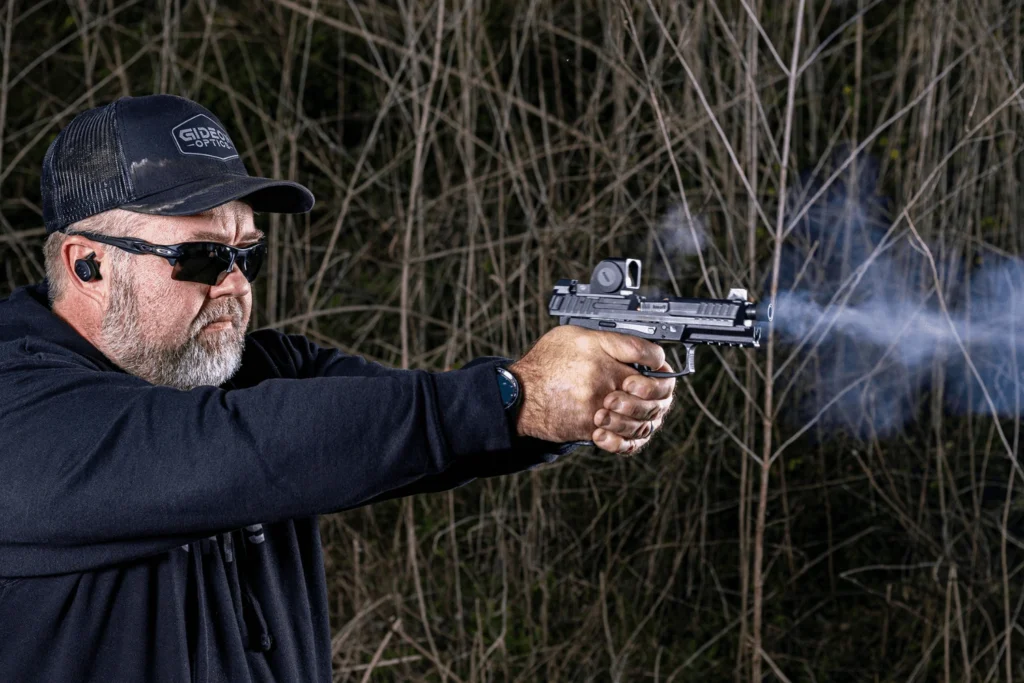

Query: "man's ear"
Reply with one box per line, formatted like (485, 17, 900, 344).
(63, 237, 110, 307)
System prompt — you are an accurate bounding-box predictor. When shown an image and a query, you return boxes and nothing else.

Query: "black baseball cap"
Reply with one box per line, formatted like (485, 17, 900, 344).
(41, 94, 315, 234)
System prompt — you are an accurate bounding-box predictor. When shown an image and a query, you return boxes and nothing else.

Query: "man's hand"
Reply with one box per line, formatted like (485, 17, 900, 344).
(507, 326, 676, 455)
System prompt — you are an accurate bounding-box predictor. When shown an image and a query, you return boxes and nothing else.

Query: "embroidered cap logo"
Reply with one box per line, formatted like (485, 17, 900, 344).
(171, 114, 239, 161)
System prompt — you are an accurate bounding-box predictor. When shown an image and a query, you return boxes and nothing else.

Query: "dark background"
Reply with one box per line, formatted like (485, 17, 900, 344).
(3, 1, 1023, 680)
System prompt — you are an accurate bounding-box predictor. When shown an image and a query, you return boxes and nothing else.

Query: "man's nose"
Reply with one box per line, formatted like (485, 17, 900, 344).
(208, 262, 251, 298)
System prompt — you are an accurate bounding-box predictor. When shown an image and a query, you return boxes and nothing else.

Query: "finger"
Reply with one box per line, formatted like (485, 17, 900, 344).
(622, 370, 676, 401)
(592, 427, 650, 456)
(653, 359, 675, 375)
(603, 391, 671, 422)
(595, 332, 666, 371)
(594, 409, 658, 440)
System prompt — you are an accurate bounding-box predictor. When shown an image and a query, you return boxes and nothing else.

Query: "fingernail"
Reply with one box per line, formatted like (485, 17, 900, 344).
(612, 402, 623, 412)
(601, 412, 612, 427)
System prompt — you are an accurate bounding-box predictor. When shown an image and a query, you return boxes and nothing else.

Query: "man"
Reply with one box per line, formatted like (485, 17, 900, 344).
(0, 95, 676, 681)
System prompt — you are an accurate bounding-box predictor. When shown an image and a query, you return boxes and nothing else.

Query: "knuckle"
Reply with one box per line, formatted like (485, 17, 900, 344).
(624, 335, 646, 359)
(606, 391, 623, 411)
(629, 419, 652, 440)
(649, 343, 666, 367)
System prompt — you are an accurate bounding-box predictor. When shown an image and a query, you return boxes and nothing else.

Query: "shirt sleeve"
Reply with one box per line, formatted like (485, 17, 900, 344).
(265, 332, 580, 502)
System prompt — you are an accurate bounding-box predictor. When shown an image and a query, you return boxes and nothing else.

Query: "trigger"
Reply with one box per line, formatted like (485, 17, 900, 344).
(682, 344, 695, 375)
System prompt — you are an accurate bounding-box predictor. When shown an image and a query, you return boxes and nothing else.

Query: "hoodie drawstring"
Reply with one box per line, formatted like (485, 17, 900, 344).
(241, 579, 273, 652)
(220, 524, 273, 653)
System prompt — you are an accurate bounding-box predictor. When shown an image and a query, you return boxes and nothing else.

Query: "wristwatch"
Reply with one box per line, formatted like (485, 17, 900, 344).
(495, 365, 521, 412)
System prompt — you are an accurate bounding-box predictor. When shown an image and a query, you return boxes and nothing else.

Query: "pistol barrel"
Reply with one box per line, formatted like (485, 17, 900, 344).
(742, 299, 774, 323)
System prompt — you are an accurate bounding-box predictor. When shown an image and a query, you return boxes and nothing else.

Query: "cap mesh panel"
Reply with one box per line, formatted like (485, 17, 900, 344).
(41, 102, 134, 234)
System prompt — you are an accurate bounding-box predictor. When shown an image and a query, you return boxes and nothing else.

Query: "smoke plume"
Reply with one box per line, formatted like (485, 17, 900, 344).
(770, 153, 1024, 436)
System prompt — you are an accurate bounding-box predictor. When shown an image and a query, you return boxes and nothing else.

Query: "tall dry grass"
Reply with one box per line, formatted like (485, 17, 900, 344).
(3, 1, 1024, 680)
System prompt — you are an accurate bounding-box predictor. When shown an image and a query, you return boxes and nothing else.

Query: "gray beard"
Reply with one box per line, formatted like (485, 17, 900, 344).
(100, 269, 246, 390)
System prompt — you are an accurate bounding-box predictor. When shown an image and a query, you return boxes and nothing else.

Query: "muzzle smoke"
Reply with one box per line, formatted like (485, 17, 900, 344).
(769, 154, 1024, 435)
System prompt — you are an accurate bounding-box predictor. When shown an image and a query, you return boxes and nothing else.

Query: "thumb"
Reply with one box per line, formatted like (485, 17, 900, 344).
(595, 332, 666, 369)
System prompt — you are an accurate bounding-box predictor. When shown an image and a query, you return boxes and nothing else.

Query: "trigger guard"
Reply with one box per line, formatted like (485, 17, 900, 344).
(631, 345, 696, 379)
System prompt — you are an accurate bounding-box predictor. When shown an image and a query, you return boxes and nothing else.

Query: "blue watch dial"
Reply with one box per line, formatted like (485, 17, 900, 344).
(495, 367, 520, 410)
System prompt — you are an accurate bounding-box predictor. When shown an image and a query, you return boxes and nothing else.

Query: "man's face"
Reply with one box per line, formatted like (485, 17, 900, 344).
(99, 201, 260, 390)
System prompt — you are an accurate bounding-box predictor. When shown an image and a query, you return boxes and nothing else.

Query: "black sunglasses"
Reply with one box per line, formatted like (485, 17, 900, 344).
(75, 231, 267, 286)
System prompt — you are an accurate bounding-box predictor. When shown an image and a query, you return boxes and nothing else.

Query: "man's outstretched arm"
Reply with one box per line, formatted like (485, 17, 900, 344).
(0, 326, 673, 576)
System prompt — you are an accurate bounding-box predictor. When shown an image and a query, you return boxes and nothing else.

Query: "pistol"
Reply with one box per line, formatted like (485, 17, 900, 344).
(548, 258, 773, 378)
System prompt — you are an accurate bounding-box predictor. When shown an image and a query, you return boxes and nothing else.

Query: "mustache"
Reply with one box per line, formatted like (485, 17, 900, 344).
(191, 298, 245, 335)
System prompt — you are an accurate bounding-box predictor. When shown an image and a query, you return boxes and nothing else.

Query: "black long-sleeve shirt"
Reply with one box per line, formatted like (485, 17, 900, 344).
(0, 281, 573, 682)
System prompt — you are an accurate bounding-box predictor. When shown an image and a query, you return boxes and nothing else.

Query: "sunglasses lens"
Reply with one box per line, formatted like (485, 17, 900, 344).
(238, 244, 266, 282)
(171, 242, 267, 285)
(172, 244, 234, 286)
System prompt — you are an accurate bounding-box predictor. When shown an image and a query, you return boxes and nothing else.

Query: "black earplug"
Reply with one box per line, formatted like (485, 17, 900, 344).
(74, 252, 102, 282)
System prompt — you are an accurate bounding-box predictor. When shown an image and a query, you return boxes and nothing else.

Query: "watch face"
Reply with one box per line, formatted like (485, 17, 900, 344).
(496, 367, 519, 409)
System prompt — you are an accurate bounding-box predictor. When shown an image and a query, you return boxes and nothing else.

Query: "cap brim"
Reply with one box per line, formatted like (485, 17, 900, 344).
(120, 174, 315, 216)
